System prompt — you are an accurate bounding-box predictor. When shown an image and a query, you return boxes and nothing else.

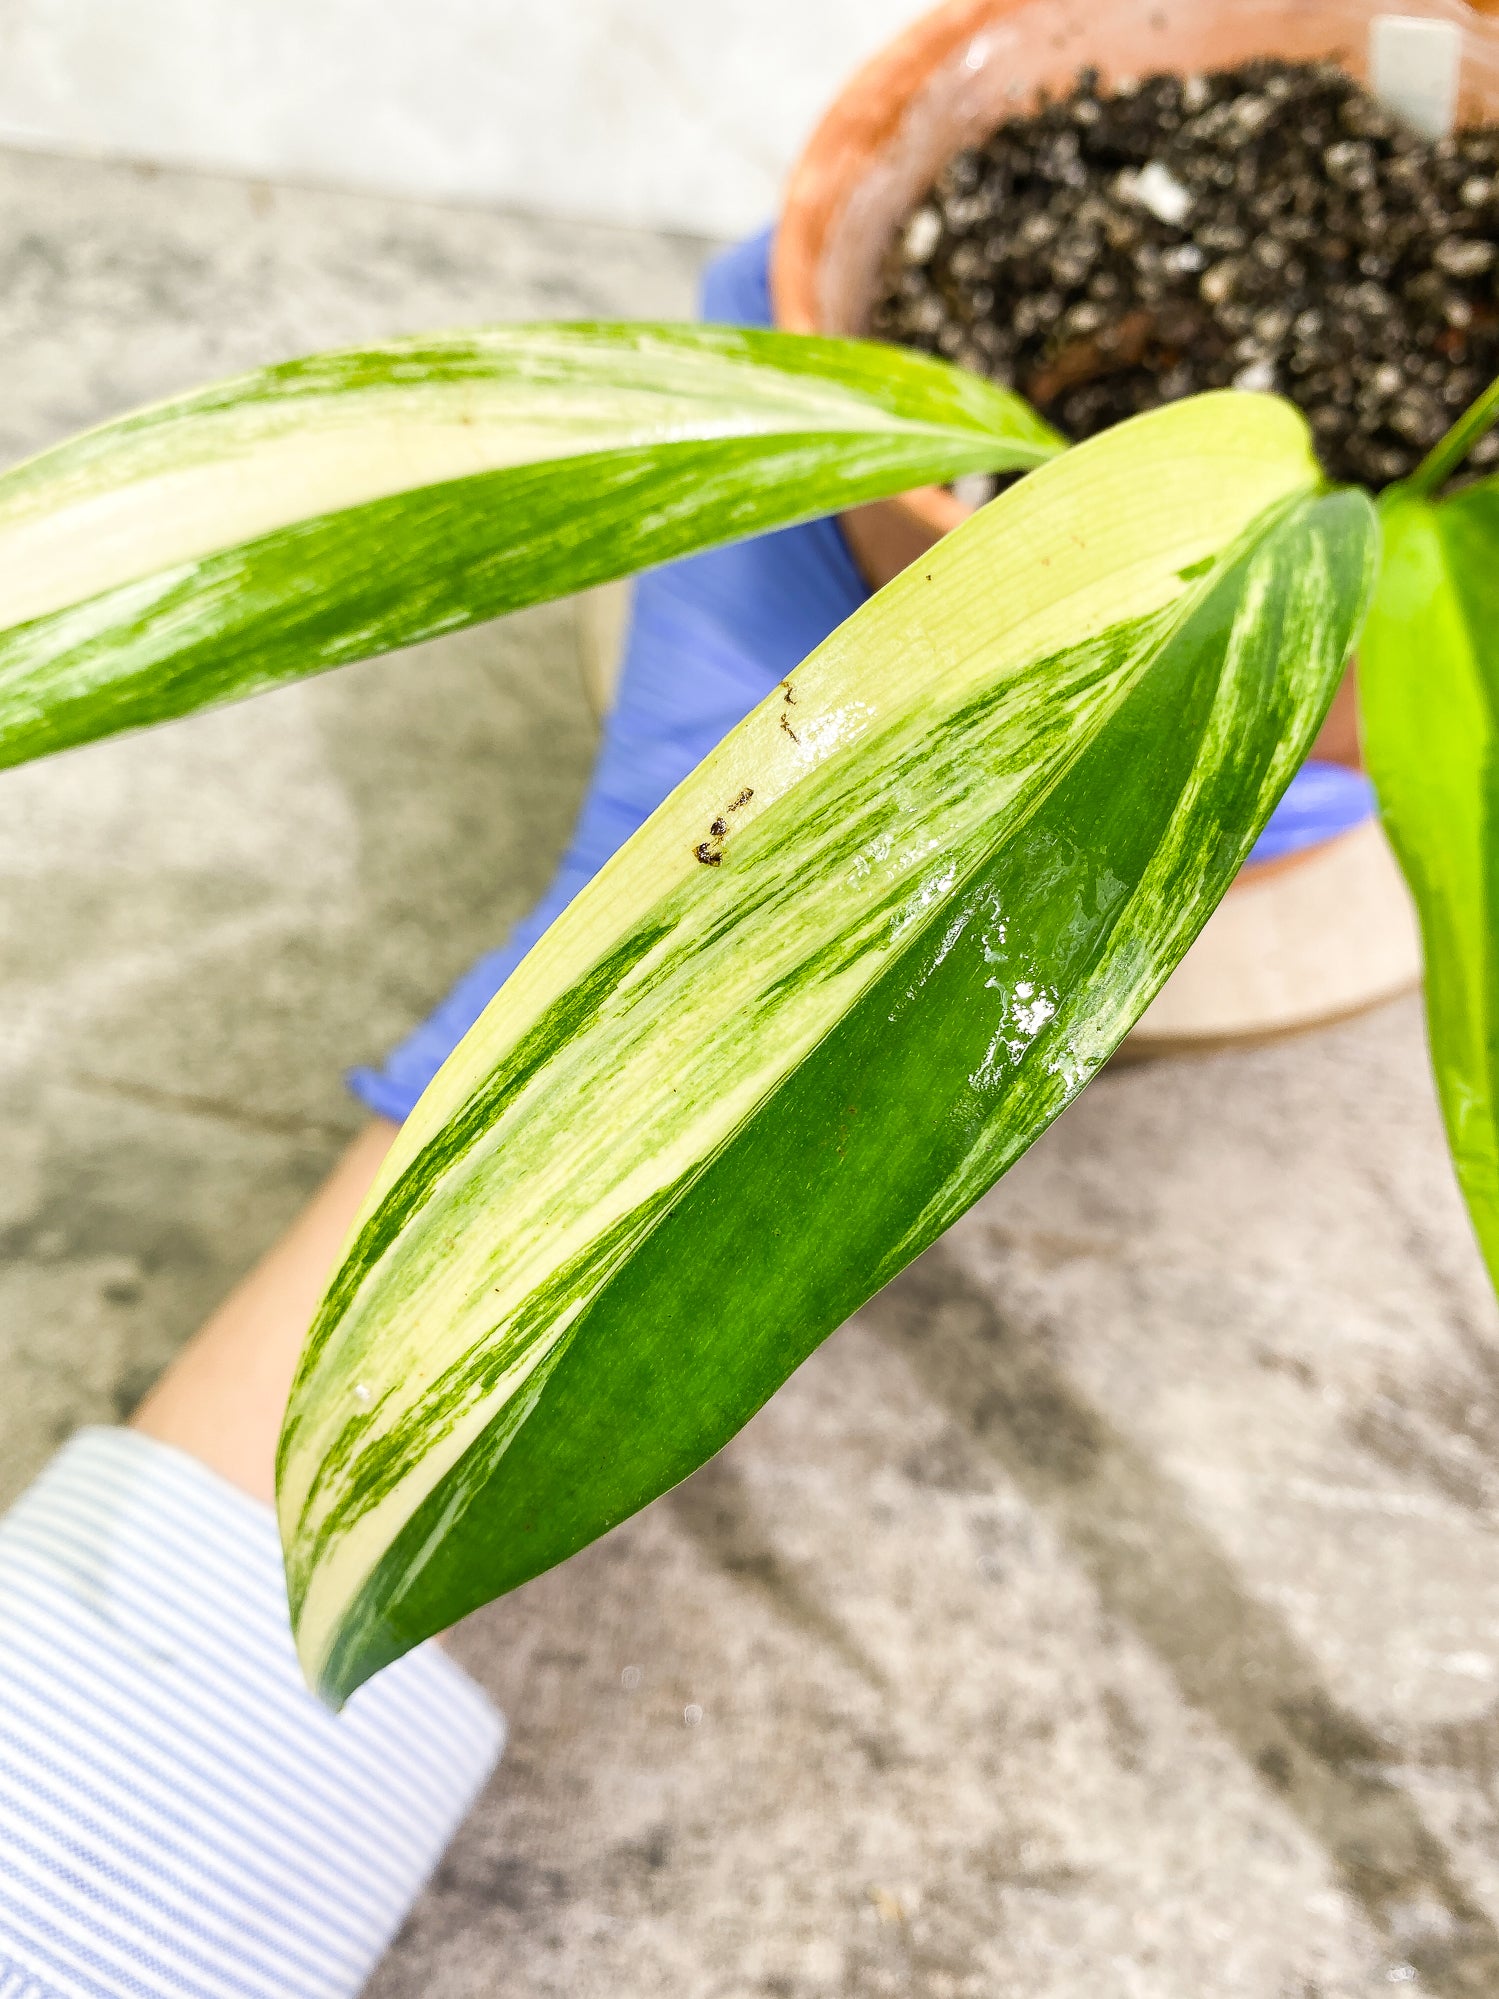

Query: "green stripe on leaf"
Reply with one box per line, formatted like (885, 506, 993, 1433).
(1362, 473, 1499, 1288)
(276, 391, 1376, 1704)
(0, 323, 1060, 770)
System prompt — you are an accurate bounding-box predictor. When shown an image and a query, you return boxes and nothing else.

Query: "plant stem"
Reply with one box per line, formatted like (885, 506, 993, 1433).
(1408, 373, 1499, 500)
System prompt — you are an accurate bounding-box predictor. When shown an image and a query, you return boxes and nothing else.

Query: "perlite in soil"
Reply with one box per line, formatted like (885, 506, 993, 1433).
(873, 58, 1499, 490)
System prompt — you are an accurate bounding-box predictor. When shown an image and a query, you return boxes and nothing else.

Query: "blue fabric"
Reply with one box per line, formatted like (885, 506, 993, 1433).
(350, 227, 1375, 1125)
(1241, 757, 1375, 864)
(0, 1429, 503, 1999)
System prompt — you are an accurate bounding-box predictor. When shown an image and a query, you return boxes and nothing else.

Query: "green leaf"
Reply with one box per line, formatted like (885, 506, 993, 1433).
(1361, 474, 1499, 1286)
(1406, 372, 1499, 501)
(0, 323, 1060, 771)
(277, 392, 1376, 1705)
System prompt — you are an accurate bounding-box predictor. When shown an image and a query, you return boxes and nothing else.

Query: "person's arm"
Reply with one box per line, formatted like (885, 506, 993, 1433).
(132, 1118, 399, 1504)
(0, 1118, 503, 1999)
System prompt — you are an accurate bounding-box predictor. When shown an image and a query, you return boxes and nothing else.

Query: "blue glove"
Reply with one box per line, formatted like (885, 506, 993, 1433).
(349, 230, 1373, 1125)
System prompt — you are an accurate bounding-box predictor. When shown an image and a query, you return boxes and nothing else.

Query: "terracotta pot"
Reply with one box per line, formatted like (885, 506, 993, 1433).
(772, 0, 1499, 591)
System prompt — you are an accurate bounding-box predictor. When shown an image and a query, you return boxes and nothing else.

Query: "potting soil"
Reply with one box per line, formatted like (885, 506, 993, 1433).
(872, 59, 1499, 488)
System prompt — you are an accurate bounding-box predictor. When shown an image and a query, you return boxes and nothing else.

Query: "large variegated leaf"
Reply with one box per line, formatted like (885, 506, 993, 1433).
(0, 323, 1060, 770)
(278, 392, 1377, 1704)
(1361, 472, 1499, 1287)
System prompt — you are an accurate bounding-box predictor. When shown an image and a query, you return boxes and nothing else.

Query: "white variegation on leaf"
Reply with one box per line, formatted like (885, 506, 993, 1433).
(277, 392, 1377, 1704)
(0, 322, 1060, 771)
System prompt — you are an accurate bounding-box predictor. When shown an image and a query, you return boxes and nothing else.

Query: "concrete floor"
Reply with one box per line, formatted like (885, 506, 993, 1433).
(3, 147, 1499, 1999)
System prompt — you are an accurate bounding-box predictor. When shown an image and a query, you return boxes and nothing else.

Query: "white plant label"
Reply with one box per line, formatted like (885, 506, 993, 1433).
(1370, 15, 1463, 141)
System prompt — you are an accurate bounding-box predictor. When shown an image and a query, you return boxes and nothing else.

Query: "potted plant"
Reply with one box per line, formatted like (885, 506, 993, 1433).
(0, 313, 1493, 1700)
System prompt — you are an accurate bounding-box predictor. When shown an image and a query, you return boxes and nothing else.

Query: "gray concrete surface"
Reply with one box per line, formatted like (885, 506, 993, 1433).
(3, 146, 1499, 1999)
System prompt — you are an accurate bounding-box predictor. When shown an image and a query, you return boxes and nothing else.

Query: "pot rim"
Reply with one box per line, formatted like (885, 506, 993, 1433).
(771, 0, 1002, 543)
(771, 0, 1004, 342)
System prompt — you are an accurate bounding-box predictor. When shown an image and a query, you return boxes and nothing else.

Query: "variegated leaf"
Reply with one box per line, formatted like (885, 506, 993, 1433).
(1361, 471, 1499, 1287)
(0, 322, 1060, 770)
(278, 392, 1377, 1704)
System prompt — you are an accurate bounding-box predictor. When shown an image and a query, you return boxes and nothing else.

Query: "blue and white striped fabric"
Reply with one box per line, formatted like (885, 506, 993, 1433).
(0, 1427, 504, 1999)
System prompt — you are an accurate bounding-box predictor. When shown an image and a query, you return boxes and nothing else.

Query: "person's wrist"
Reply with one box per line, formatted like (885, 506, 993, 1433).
(131, 1118, 398, 1504)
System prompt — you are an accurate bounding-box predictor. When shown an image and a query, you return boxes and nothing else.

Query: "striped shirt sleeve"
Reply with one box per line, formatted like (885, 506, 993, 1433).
(0, 1427, 504, 1999)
